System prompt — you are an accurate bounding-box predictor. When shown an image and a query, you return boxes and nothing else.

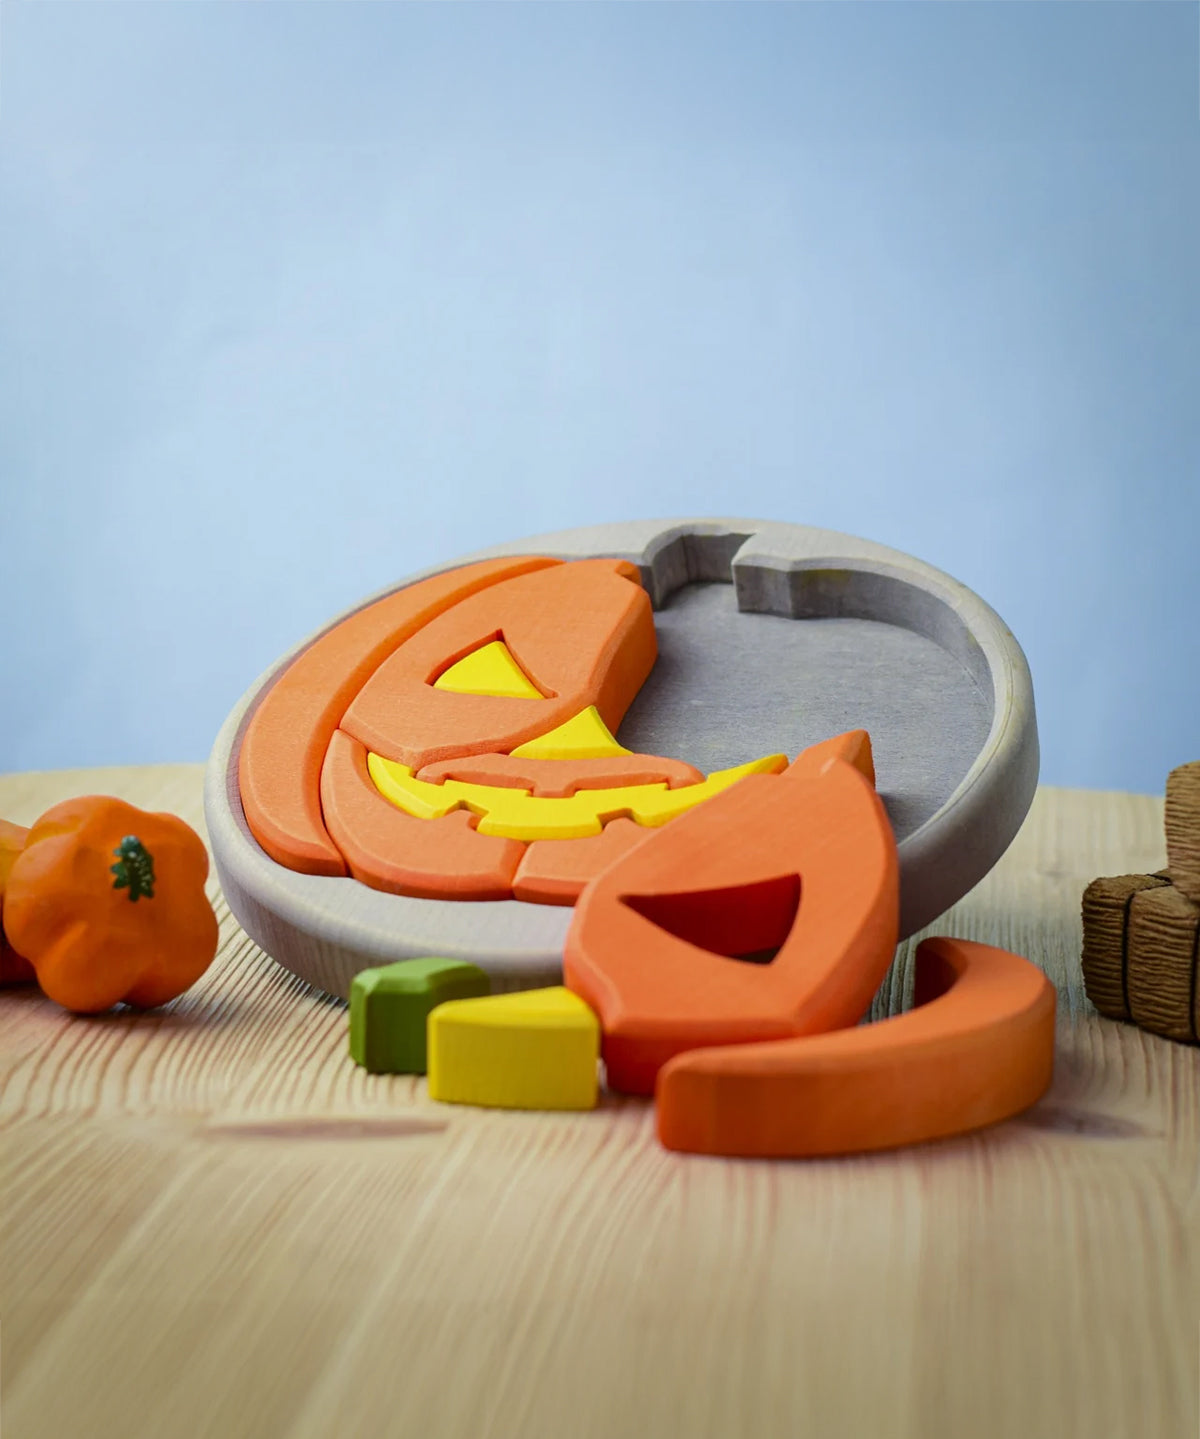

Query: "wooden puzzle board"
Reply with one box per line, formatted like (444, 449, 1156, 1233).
(205, 519, 1038, 998)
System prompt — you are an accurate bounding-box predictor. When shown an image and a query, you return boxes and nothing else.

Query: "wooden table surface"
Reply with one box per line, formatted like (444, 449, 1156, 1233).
(1, 765, 1197, 1439)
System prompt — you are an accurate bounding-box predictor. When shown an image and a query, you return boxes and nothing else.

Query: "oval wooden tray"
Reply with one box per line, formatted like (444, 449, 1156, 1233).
(205, 518, 1038, 998)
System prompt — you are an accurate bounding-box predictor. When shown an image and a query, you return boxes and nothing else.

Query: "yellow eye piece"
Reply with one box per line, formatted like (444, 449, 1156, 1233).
(432, 639, 543, 699)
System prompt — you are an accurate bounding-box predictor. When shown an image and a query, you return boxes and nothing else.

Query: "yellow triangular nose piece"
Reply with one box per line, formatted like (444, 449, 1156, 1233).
(432, 639, 543, 699)
(510, 705, 631, 760)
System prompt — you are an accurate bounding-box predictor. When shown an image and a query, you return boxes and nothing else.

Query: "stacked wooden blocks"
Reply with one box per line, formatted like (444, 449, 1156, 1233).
(1082, 761, 1200, 1044)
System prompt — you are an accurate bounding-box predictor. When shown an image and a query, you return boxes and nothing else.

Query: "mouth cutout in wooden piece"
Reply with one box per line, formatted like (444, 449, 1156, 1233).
(563, 734, 899, 1095)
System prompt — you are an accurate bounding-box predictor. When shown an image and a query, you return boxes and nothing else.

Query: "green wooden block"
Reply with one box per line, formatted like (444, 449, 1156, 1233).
(349, 958, 490, 1074)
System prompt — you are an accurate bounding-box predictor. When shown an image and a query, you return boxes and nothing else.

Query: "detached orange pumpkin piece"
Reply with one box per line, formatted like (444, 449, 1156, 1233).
(656, 937, 1057, 1157)
(563, 733, 899, 1095)
(2, 797, 219, 1013)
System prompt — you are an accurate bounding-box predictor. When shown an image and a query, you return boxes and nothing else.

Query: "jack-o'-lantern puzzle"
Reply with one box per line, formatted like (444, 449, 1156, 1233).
(207, 519, 1054, 1157)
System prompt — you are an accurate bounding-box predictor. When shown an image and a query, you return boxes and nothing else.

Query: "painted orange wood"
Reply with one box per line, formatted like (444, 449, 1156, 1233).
(340, 560, 656, 771)
(2, 797, 218, 1013)
(657, 937, 1057, 1157)
(563, 740, 899, 1094)
(319, 729, 523, 900)
(237, 556, 555, 876)
(512, 818, 651, 905)
(784, 727, 875, 785)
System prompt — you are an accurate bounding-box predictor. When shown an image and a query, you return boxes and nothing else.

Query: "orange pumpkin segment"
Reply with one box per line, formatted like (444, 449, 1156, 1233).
(3, 797, 219, 1013)
(563, 741, 899, 1095)
(784, 728, 875, 786)
(0, 819, 36, 985)
(656, 937, 1057, 1156)
(341, 560, 656, 771)
(320, 729, 523, 900)
(513, 818, 651, 906)
(239, 556, 558, 877)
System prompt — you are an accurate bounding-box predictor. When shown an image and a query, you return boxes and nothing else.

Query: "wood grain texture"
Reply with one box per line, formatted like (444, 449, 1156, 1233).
(1, 765, 1198, 1439)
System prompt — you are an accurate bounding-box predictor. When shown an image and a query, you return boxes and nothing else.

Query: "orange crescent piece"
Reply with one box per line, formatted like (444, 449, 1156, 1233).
(237, 556, 557, 876)
(563, 749, 899, 1095)
(320, 730, 524, 900)
(656, 937, 1057, 1157)
(340, 559, 656, 771)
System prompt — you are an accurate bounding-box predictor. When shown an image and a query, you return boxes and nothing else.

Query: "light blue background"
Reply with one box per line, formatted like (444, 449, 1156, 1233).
(1, 1, 1196, 793)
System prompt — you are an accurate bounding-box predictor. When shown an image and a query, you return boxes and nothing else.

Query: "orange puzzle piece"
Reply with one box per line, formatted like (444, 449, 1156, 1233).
(340, 559, 657, 770)
(656, 936, 1057, 1156)
(319, 730, 523, 899)
(563, 733, 899, 1095)
(512, 818, 651, 905)
(238, 555, 557, 875)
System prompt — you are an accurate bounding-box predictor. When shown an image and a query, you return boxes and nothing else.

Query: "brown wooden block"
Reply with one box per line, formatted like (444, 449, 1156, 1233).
(1126, 883, 1200, 1044)
(1080, 872, 1170, 1022)
(1164, 761, 1200, 904)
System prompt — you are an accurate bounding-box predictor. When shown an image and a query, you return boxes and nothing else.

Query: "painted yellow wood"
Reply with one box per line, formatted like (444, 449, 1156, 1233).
(0, 765, 1196, 1439)
(433, 639, 544, 699)
(428, 986, 600, 1110)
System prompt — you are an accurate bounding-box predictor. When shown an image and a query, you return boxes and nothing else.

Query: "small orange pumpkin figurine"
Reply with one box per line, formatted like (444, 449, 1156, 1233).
(2, 797, 219, 1013)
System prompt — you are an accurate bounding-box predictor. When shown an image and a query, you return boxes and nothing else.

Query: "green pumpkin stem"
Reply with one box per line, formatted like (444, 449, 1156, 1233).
(111, 835, 156, 902)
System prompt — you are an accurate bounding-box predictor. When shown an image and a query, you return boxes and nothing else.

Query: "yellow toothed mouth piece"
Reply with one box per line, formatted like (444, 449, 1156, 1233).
(366, 744, 787, 842)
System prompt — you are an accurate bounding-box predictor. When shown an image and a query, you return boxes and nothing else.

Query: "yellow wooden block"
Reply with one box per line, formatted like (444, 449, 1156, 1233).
(510, 706, 630, 759)
(432, 639, 544, 698)
(427, 986, 600, 1110)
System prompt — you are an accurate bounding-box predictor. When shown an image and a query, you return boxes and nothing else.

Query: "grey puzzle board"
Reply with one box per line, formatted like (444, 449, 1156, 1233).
(205, 518, 1038, 999)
